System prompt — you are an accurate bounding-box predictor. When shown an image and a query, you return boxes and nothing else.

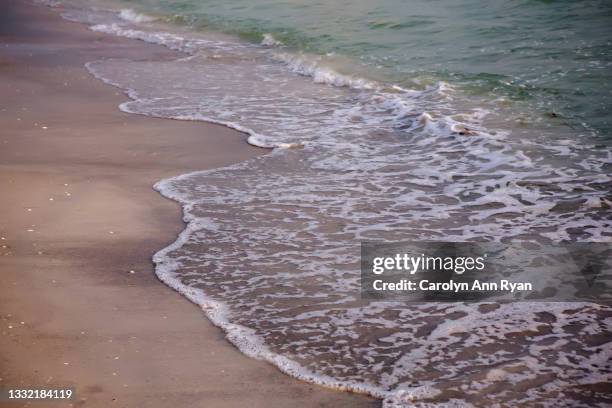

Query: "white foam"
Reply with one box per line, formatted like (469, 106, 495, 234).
(261, 33, 283, 47)
(34, 0, 61, 7)
(152, 178, 391, 403)
(119, 8, 156, 24)
(273, 52, 378, 90)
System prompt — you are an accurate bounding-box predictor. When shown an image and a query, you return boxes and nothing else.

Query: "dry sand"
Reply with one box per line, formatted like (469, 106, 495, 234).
(0, 1, 376, 407)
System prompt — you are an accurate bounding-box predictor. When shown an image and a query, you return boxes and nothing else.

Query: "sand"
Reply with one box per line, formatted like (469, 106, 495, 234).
(0, 1, 376, 407)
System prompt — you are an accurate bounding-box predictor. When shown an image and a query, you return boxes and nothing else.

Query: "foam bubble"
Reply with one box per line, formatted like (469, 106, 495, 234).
(261, 33, 283, 47)
(119, 9, 156, 24)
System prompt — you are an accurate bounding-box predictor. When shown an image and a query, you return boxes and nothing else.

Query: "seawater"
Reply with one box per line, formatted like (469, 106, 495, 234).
(46, 0, 611, 406)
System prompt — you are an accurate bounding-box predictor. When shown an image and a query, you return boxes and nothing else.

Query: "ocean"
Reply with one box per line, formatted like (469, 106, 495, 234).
(46, 0, 611, 405)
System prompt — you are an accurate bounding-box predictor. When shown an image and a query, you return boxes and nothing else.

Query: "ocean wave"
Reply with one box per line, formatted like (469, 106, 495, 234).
(150, 192, 391, 402)
(63, 1, 612, 406)
(261, 33, 283, 47)
(90, 24, 186, 51)
(118, 8, 156, 24)
(272, 52, 378, 90)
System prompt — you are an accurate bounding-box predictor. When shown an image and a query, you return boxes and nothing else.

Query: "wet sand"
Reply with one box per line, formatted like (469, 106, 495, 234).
(0, 1, 376, 407)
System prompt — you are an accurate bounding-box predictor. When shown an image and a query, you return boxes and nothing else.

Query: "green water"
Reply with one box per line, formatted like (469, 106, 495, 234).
(119, 0, 612, 137)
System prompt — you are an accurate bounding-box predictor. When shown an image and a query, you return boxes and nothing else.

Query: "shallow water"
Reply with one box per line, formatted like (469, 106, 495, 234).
(47, 0, 612, 405)
(120, 0, 612, 137)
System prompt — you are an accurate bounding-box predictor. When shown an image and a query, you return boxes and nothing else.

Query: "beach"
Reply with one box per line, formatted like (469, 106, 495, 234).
(0, 1, 375, 407)
(2, 0, 610, 406)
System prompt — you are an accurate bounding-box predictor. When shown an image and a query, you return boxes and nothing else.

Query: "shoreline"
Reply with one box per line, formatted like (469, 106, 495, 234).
(0, 1, 376, 407)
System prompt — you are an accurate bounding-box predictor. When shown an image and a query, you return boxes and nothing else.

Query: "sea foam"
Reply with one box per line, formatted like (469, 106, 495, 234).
(119, 9, 156, 24)
(56, 1, 612, 406)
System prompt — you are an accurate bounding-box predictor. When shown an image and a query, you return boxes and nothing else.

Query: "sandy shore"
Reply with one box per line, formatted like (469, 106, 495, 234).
(0, 1, 376, 407)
